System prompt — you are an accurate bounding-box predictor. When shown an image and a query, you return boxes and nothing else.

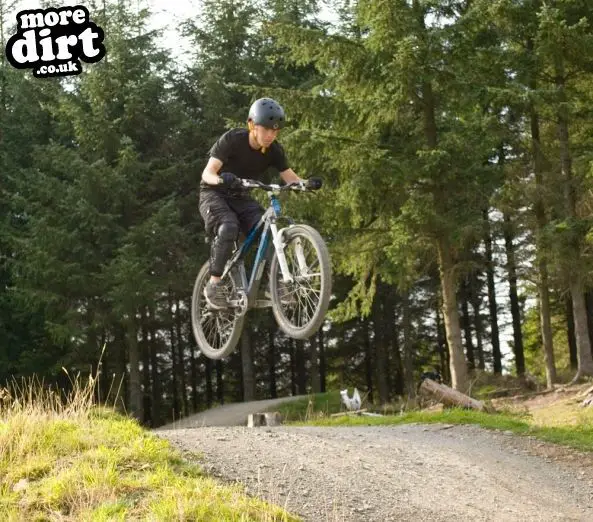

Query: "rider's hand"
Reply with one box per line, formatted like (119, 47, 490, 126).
(306, 177, 323, 190)
(219, 172, 240, 187)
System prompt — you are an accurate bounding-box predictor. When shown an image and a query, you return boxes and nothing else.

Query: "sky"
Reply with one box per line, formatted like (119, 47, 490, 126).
(6, 0, 335, 65)
(7, 0, 199, 64)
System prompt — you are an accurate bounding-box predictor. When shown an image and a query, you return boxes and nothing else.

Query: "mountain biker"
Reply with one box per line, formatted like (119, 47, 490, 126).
(199, 97, 320, 310)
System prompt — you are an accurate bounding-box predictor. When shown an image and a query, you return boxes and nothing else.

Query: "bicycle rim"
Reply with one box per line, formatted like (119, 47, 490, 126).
(270, 225, 331, 339)
(191, 261, 245, 359)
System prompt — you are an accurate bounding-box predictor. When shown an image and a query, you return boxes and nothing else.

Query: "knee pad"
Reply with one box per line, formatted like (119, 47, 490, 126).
(217, 222, 239, 242)
(209, 221, 239, 277)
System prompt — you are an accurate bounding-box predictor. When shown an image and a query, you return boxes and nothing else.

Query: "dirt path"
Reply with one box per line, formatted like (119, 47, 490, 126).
(158, 423, 593, 521)
(155, 396, 306, 429)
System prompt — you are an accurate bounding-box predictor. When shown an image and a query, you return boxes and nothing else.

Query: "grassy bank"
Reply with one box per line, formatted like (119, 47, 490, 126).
(269, 389, 593, 453)
(0, 379, 297, 521)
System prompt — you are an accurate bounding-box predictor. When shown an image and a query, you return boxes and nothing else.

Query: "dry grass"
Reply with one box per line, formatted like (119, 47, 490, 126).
(0, 361, 298, 521)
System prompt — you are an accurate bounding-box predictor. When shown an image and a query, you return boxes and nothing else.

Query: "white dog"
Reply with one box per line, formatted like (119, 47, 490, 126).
(340, 388, 362, 411)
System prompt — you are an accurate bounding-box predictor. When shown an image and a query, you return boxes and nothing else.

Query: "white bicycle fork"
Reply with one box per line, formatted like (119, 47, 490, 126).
(271, 225, 310, 283)
(271, 224, 294, 283)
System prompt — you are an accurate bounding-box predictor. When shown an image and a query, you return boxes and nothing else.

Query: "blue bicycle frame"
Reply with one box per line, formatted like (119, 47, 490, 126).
(220, 192, 293, 309)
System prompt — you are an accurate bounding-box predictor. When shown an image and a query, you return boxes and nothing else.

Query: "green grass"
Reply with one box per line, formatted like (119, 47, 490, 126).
(304, 409, 593, 452)
(0, 377, 298, 521)
(271, 392, 344, 422)
(272, 391, 593, 453)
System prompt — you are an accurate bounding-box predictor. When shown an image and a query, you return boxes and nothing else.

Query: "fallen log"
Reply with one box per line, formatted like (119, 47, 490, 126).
(330, 409, 368, 418)
(419, 378, 496, 413)
(330, 409, 385, 418)
(578, 384, 593, 399)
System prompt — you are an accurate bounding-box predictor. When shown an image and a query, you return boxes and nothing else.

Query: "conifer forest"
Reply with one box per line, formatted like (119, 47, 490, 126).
(3, 0, 593, 426)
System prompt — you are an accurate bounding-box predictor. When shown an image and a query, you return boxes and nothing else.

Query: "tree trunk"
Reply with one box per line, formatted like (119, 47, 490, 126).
(363, 317, 374, 403)
(186, 303, 199, 413)
(127, 316, 143, 420)
(469, 272, 485, 371)
(402, 291, 415, 399)
(189, 315, 200, 413)
(295, 340, 307, 395)
(240, 325, 256, 402)
(472, 297, 485, 372)
(556, 56, 593, 380)
(318, 329, 327, 393)
(417, 53, 466, 391)
(435, 291, 449, 382)
(175, 299, 188, 417)
(149, 311, 162, 427)
(537, 245, 557, 388)
(216, 360, 224, 404)
(569, 281, 593, 379)
(290, 339, 297, 396)
(483, 209, 502, 374)
(309, 333, 321, 394)
(141, 316, 152, 427)
(268, 323, 277, 399)
(205, 358, 213, 408)
(97, 331, 109, 405)
(168, 297, 180, 419)
(529, 78, 556, 387)
(566, 294, 578, 370)
(437, 236, 468, 392)
(460, 279, 475, 370)
(373, 283, 390, 404)
(586, 290, 593, 357)
(114, 324, 127, 414)
(503, 212, 525, 376)
(386, 292, 404, 396)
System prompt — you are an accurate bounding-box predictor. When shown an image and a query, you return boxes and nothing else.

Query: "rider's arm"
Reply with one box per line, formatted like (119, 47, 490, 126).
(201, 157, 224, 185)
(279, 168, 303, 184)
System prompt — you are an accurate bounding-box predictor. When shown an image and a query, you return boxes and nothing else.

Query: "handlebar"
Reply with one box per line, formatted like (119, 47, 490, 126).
(239, 179, 320, 193)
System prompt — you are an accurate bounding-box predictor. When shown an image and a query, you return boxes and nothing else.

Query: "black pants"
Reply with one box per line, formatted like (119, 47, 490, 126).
(199, 189, 264, 276)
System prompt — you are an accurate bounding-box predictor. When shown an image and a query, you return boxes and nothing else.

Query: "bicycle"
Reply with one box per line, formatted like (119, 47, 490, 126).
(191, 179, 332, 360)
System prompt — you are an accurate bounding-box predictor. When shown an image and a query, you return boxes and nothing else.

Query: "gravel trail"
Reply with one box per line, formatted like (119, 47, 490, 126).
(154, 396, 307, 429)
(158, 423, 593, 521)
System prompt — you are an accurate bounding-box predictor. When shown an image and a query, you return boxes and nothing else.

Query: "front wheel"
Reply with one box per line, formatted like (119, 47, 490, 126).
(191, 261, 245, 359)
(269, 224, 332, 339)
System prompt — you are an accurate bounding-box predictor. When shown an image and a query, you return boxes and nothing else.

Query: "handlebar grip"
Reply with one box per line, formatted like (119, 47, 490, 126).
(306, 177, 323, 190)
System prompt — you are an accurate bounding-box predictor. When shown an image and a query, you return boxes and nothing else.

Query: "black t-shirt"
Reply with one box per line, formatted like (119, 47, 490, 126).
(200, 128, 289, 194)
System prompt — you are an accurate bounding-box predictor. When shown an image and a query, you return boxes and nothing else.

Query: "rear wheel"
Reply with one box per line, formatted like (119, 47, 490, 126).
(191, 261, 245, 359)
(269, 225, 331, 339)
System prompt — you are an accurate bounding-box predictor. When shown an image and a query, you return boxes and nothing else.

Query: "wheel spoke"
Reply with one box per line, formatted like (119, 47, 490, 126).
(274, 231, 327, 330)
(193, 271, 242, 356)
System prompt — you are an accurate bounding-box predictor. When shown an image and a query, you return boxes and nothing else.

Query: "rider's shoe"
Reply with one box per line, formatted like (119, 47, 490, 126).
(204, 280, 228, 310)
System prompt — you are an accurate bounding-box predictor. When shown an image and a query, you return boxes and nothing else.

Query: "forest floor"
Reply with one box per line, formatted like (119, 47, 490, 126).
(157, 382, 593, 521)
